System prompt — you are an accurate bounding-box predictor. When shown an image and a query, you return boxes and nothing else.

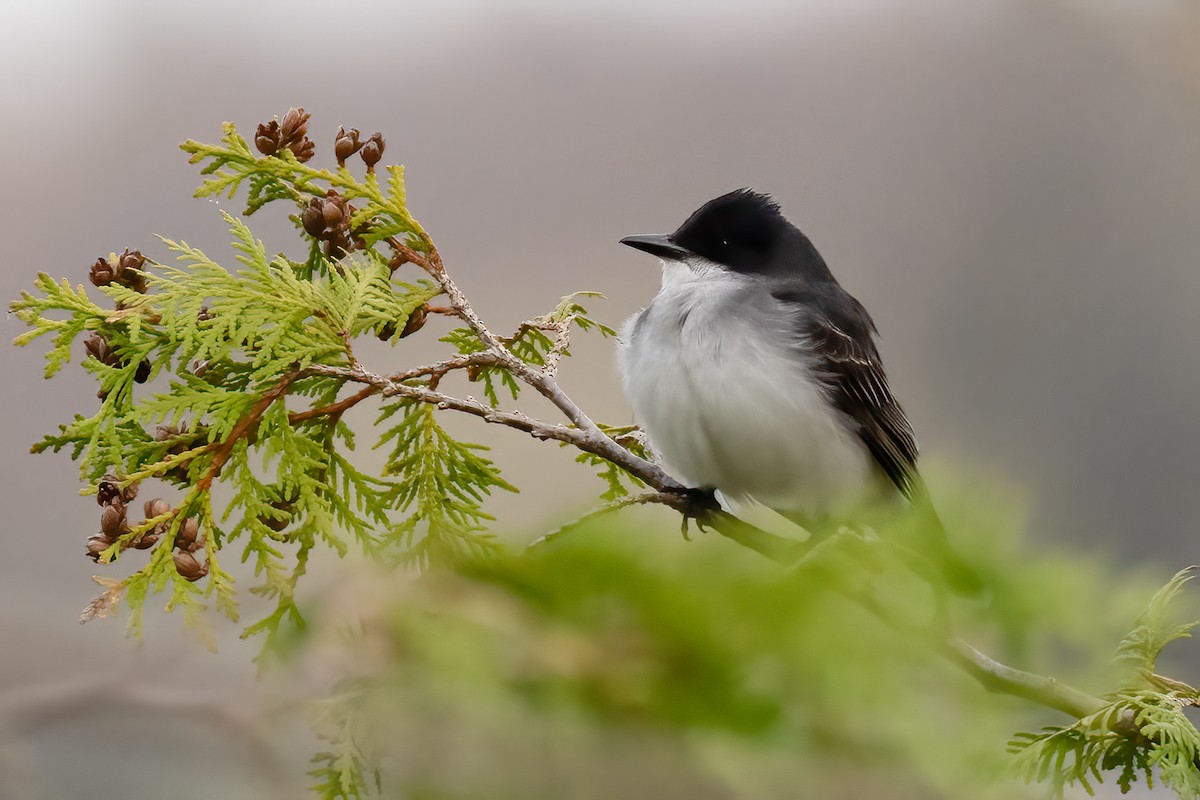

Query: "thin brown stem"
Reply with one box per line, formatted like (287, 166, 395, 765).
(289, 385, 378, 425)
(197, 370, 298, 492)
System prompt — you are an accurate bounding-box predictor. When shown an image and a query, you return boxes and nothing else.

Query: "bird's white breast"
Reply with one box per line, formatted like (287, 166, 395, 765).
(617, 262, 875, 516)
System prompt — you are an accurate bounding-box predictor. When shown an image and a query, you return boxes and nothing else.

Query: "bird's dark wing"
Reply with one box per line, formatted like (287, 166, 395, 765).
(773, 287, 921, 498)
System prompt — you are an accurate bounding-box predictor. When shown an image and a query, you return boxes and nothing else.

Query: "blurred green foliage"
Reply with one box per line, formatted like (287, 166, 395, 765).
(296, 489, 1193, 799)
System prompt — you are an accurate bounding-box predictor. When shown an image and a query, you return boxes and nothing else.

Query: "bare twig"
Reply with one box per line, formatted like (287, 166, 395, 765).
(942, 639, 1104, 717)
(289, 385, 378, 425)
(388, 235, 649, 480)
(302, 363, 682, 491)
(385, 351, 502, 383)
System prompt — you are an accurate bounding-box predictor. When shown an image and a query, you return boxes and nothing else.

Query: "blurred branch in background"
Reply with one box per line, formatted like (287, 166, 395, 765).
(10, 110, 1200, 799)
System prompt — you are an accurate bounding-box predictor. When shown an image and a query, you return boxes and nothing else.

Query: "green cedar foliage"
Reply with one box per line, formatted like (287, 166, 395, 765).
(1010, 567, 1200, 798)
(10, 117, 618, 656)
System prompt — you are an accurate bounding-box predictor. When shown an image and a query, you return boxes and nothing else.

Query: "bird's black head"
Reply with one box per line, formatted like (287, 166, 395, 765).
(621, 189, 830, 279)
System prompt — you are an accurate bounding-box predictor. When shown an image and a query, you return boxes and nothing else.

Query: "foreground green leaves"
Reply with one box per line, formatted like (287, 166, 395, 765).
(299, 522, 1200, 800)
(1010, 567, 1200, 797)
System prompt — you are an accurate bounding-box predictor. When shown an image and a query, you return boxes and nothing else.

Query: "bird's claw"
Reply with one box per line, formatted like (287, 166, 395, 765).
(662, 486, 721, 539)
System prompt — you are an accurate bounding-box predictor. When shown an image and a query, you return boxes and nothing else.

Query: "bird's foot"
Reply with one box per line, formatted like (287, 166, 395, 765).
(660, 486, 721, 539)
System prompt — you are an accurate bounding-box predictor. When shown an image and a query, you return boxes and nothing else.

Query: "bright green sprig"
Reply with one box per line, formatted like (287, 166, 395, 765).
(12, 274, 113, 378)
(374, 400, 516, 566)
(547, 290, 618, 337)
(1010, 691, 1200, 797)
(1115, 567, 1199, 690)
(1010, 569, 1200, 798)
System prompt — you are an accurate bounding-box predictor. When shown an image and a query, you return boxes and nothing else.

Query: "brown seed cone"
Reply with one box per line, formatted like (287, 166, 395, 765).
(279, 107, 310, 147)
(321, 196, 345, 227)
(400, 305, 428, 338)
(84, 333, 117, 366)
(100, 501, 128, 538)
(175, 517, 201, 550)
(130, 533, 159, 550)
(116, 249, 148, 293)
(360, 132, 384, 171)
(255, 120, 281, 156)
(334, 126, 362, 165)
(89, 257, 115, 287)
(154, 423, 188, 442)
(96, 474, 122, 506)
(144, 498, 171, 520)
(86, 535, 114, 562)
(173, 551, 208, 581)
(301, 198, 327, 238)
(289, 136, 315, 163)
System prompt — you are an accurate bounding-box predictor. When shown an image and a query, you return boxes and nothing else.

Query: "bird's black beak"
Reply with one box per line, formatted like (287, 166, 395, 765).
(619, 234, 692, 262)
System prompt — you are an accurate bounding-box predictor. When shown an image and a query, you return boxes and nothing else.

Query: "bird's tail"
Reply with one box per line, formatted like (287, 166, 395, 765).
(905, 491, 984, 597)
(779, 493, 984, 597)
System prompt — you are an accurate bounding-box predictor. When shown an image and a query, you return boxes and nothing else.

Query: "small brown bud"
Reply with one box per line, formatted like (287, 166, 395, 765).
(154, 423, 188, 442)
(89, 258, 115, 287)
(279, 107, 309, 145)
(291, 137, 315, 163)
(84, 333, 117, 366)
(176, 517, 200, 550)
(118, 248, 145, 273)
(96, 474, 122, 506)
(134, 360, 152, 383)
(255, 120, 281, 156)
(400, 305, 428, 338)
(301, 198, 327, 238)
(321, 198, 344, 227)
(115, 249, 148, 293)
(100, 501, 127, 538)
(130, 532, 159, 550)
(465, 365, 483, 382)
(278, 107, 315, 162)
(334, 126, 362, 165)
(197, 306, 214, 322)
(376, 322, 397, 341)
(173, 551, 208, 581)
(360, 132, 384, 171)
(258, 513, 289, 533)
(257, 499, 295, 533)
(87, 535, 113, 562)
(144, 498, 171, 519)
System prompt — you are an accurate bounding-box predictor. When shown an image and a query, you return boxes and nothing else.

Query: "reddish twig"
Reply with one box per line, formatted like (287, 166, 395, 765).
(289, 385, 379, 425)
(197, 370, 299, 492)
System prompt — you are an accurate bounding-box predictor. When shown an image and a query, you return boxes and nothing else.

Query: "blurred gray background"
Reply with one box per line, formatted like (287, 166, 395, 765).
(2, 0, 1198, 796)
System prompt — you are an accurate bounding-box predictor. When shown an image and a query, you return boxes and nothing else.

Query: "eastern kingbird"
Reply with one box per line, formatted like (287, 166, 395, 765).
(618, 189, 979, 593)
